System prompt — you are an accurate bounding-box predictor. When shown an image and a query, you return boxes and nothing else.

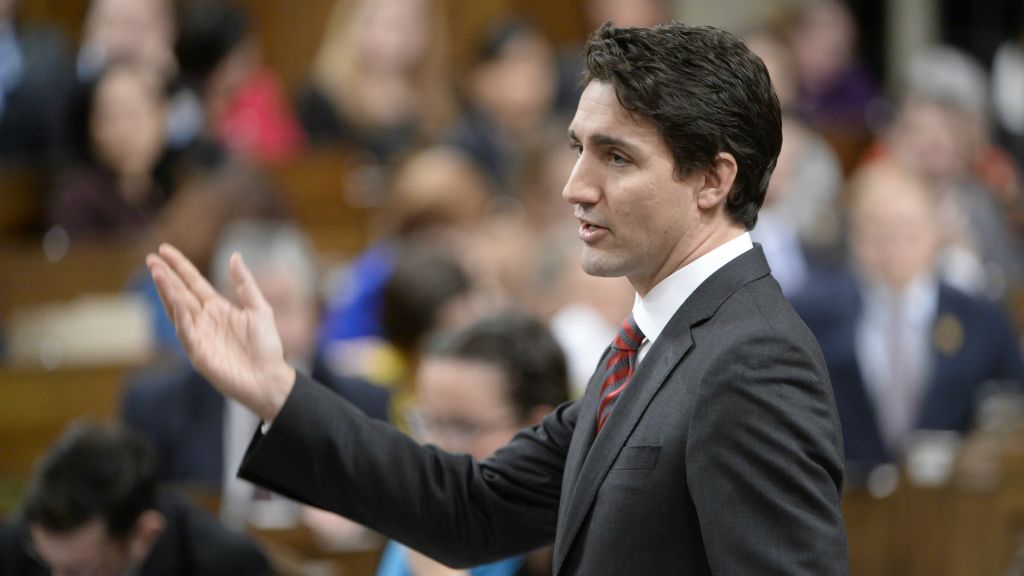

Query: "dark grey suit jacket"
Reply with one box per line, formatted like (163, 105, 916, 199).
(240, 246, 849, 574)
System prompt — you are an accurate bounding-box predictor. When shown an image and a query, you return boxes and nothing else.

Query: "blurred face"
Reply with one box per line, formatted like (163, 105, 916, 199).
(746, 34, 797, 113)
(852, 171, 940, 290)
(892, 99, 970, 185)
(359, 0, 430, 72)
(473, 33, 556, 131)
(790, 0, 855, 90)
(413, 357, 521, 459)
(257, 270, 315, 364)
(85, 0, 173, 73)
(90, 68, 165, 178)
(587, 0, 671, 29)
(29, 520, 140, 576)
(564, 81, 706, 295)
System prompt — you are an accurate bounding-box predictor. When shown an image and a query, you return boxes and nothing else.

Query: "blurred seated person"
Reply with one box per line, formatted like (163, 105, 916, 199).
(370, 243, 489, 432)
(123, 220, 388, 529)
(0, 0, 74, 164)
(301, 244, 492, 552)
(76, 0, 203, 155)
(804, 161, 1024, 470)
(745, 28, 844, 280)
(0, 422, 270, 575)
(297, 0, 455, 165)
(781, 0, 879, 131)
(443, 19, 559, 193)
(317, 146, 491, 381)
(49, 61, 170, 241)
(175, 0, 303, 166)
(862, 46, 1024, 301)
(376, 311, 569, 576)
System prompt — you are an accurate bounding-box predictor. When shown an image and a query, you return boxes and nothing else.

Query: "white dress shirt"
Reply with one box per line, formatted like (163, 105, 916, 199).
(633, 233, 754, 362)
(856, 275, 938, 452)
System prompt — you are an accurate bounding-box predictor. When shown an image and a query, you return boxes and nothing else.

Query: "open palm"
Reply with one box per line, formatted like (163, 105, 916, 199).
(147, 244, 295, 420)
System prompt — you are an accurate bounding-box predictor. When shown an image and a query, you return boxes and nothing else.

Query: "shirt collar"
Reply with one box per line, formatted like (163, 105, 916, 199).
(633, 232, 753, 345)
(861, 274, 940, 329)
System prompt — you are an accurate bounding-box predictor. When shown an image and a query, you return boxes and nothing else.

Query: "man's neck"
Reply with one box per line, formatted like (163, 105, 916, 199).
(631, 224, 747, 297)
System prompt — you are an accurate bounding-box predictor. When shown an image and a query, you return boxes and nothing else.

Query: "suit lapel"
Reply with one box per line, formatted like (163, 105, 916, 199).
(552, 246, 772, 575)
(557, 349, 609, 529)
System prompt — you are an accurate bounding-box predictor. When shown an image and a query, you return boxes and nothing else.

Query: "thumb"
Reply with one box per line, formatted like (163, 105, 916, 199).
(229, 253, 269, 311)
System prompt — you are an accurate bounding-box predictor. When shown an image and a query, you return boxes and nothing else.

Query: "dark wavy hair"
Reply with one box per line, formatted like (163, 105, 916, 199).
(425, 311, 569, 422)
(583, 22, 782, 229)
(20, 423, 159, 537)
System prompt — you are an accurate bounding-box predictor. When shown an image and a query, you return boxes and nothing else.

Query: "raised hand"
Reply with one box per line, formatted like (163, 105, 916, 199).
(146, 244, 295, 421)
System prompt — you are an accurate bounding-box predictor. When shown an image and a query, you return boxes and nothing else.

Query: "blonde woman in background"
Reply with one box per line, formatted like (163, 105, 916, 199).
(296, 0, 456, 165)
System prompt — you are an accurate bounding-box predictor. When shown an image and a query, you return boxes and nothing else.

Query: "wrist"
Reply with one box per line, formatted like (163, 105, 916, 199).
(259, 363, 296, 421)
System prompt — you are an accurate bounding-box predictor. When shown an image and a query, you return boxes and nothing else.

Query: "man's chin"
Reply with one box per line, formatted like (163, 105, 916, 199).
(579, 253, 624, 278)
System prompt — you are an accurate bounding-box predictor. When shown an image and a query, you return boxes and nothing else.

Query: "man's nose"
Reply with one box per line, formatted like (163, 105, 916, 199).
(562, 155, 599, 206)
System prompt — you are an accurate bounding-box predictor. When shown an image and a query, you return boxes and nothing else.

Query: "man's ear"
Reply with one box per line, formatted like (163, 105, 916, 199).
(696, 152, 738, 211)
(128, 510, 165, 561)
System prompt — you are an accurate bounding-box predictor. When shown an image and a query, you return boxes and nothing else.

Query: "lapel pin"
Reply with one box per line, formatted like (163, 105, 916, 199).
(933, 313, 964, 356)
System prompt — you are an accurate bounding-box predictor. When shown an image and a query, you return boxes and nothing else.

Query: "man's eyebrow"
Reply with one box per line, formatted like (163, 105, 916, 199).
(567, 129, 635, 151)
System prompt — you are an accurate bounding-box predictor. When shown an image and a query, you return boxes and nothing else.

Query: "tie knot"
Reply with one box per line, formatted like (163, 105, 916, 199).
(613, 315, 644, 352)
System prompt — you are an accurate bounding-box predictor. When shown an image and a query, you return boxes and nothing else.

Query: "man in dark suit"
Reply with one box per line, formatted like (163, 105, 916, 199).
(806, 161, 1024, 468)
(0, 423, 269, 576)
(147, 23, 849, 574)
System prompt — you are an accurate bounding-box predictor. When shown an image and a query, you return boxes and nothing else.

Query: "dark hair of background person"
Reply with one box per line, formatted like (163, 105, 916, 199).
(582, 23, 782, 229)
(473, 18, 544, 67)
(380, 246, 473, 355)
(175, 0, 250, 90)
(426, 310, 570, 421)
(19, 423, 159, 537)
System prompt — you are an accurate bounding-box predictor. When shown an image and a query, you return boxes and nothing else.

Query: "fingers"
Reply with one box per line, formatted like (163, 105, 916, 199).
(229, 253, 270, 312)
(145, 254, 175, 322)
(170, 289, 199, 356)
(158, 243, 221, 306)
(147, 253, 202, 329)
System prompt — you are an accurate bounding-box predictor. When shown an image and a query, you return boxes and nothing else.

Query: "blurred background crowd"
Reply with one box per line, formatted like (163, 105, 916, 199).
(2, 0, 1024, 574)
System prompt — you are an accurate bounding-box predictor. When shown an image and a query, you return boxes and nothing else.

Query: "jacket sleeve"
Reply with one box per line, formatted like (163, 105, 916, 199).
(239, 372, 573, 567)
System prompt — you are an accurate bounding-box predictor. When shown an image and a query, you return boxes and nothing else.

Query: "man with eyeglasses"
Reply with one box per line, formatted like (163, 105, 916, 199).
(379, 311, 570, 576)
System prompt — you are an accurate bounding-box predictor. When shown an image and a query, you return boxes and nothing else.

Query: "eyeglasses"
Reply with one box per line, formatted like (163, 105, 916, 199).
(405, 407, 520, 446)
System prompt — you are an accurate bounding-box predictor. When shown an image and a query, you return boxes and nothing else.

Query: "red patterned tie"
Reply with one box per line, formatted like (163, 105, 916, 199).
(596, 315, 644, 432)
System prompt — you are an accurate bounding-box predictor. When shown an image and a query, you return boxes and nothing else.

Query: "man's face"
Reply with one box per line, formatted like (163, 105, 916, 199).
(256, 270, 315, 365)
(413, 357, 521, 461)
(29, 519, 138, 576)
(851, 171, 940, 290)
(564, 81, 705, 295)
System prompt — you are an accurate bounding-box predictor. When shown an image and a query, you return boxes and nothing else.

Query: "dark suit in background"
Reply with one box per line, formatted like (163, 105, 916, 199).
(238, 247, 849, 575)
(122, 360, 390, 486)
(806, 271, 1024, 466)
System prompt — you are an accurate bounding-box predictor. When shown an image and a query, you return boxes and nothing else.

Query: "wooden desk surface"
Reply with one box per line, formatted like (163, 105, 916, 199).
(844, 431, 1024, 576)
